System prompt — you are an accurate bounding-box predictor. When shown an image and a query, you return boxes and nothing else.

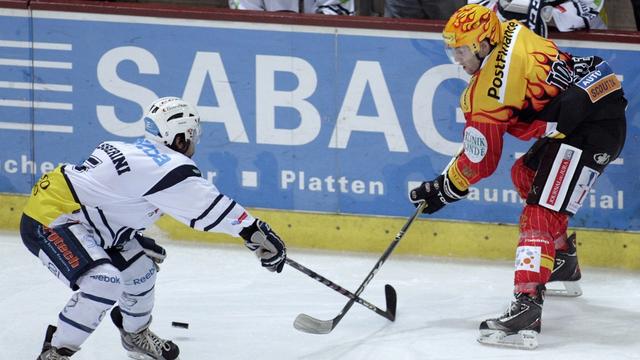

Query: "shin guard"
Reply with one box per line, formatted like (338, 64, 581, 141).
(514, 204, 568, 294)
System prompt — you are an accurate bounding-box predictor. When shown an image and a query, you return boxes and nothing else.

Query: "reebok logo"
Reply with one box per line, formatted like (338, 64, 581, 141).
(90, 275, 121, 284)
(132, 266, 156, 285)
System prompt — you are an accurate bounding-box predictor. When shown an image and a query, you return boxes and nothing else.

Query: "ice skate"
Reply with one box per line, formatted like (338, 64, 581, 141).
(547, 233, 582, 297)
(111, 306, 180, 360)
(38, 348, 76, 360)
(478, 289, 544, 350)
(37, 325, 76, 360)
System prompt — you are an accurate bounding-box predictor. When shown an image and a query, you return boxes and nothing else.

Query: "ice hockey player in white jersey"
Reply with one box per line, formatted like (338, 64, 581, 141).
(20, 97, 287, 360)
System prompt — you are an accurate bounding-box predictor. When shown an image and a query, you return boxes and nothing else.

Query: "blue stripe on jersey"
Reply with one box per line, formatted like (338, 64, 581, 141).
(97, 207, 115, 239)
(190, 194, 223, 228)
(114, 227, 136, 247)
(204, 201, 236, 231)
(80, 206, 105, 248)
(144, 164, 202, 196)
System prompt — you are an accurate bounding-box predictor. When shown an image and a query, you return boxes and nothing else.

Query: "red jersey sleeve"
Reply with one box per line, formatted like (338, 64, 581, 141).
(449, 119, 509, 189)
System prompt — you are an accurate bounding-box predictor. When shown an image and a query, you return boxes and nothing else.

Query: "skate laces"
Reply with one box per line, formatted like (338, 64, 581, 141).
(503, 299, 522, 317)
(130, 328, 170, 355)
(501, 294, 534, 318)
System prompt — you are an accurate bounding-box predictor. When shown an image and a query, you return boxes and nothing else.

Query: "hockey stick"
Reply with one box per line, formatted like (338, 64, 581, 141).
(286, 258, 396, 321)
(293, 201, 426, 334)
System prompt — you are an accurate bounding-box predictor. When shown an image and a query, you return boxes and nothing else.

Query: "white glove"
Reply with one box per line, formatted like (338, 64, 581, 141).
(135, 233, 166, 269)
(239, 220, 286, 273)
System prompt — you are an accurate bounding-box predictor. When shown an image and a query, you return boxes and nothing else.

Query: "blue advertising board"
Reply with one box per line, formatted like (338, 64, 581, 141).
(0, 9, 638, 230)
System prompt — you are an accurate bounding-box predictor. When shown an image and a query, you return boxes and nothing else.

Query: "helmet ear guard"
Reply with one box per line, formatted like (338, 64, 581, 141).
(143, 97, 201, 148)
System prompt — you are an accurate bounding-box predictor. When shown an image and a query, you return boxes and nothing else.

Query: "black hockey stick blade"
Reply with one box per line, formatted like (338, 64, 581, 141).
(384, 284, 397, 321)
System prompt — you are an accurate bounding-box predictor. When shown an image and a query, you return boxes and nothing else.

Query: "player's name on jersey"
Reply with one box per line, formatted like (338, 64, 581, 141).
(280, 170, 384, 195)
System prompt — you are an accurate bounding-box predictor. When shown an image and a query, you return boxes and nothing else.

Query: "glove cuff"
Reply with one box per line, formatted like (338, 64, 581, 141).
(239, 219, 259, 242)
(441, 174, 469, 202)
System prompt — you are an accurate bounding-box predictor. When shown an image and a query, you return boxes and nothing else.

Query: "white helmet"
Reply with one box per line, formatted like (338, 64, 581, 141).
(143, 97, 201, 146)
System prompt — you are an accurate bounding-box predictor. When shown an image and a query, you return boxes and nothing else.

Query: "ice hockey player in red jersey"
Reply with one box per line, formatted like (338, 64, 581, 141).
(21, 97, 287, 359)
(408, 4, 627, 349)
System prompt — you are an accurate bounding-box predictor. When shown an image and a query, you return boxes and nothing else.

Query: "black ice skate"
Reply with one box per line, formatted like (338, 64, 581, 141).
(110, 306, 180, 360)
(37, 325, 76, 360)
(477, 289, 544, 350)
(547, 232, 582, 297)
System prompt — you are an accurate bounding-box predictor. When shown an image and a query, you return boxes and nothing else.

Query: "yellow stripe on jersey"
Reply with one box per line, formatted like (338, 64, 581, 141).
(23, 166, 80, 226)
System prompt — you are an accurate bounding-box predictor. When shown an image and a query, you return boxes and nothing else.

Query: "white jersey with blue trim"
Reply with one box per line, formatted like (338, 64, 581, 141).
(62, 138, 254, 248)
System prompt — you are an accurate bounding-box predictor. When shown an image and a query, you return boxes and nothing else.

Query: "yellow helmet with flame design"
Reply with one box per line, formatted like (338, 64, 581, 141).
(443, 4, 502, 58)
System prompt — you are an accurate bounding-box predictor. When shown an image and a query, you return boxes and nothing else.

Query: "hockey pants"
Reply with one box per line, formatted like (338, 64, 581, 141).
(20, 215, 157, 350)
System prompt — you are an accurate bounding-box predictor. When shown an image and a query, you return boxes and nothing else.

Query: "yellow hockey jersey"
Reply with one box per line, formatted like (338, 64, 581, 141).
(448, 20, 572, 191)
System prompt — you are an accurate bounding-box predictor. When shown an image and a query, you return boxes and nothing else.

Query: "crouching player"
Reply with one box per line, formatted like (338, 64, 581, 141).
(22, 97, 287, 359)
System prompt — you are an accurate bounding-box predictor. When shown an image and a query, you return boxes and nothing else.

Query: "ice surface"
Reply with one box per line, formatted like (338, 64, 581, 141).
(2, 231, 639, 359)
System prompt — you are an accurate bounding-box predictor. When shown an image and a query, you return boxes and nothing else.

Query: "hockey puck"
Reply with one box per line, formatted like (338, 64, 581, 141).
(171, 321, 189, 329)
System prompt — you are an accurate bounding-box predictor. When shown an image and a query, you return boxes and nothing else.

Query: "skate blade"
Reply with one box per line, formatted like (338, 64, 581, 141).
(127, 352, 153, 360)
(546, 281, 582, 297)
(127, 351, 181, 360)
(477, 330, 538, 350)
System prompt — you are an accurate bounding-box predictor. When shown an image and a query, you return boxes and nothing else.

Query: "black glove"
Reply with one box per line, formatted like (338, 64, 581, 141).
(409, 174, 468, 214)
(135, 233, 166, 267)
(239, 220, 286, 273)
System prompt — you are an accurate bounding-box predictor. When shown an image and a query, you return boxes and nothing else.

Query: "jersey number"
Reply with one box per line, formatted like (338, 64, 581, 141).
(546, 58, 572, 91)
(32, 174, 51, 196)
